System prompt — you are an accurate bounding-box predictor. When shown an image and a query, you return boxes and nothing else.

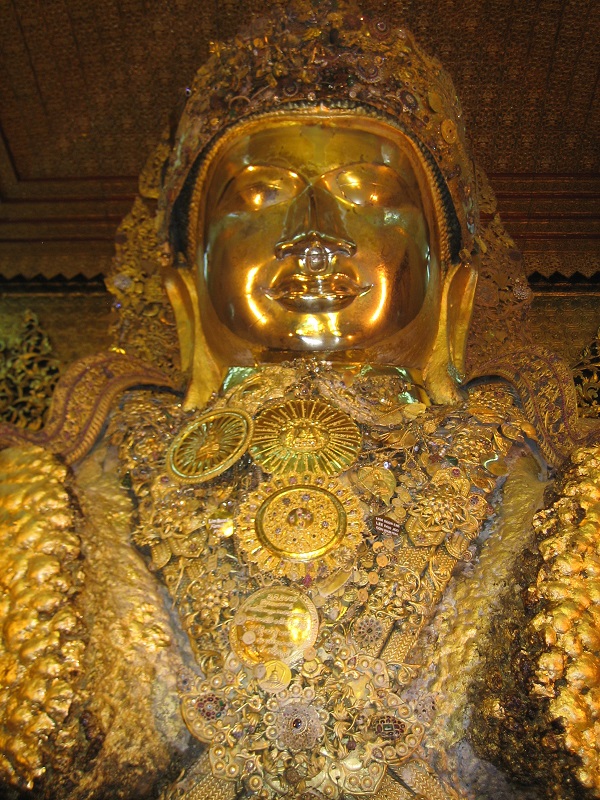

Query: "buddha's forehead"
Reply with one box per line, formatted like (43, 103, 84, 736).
(209, 115, 421, 185)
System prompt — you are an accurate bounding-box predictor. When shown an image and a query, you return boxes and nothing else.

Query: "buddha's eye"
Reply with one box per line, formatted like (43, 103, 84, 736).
(218, 166, 306, 211)
(322, 164, 411, 208)
(240, 182, 286, 208)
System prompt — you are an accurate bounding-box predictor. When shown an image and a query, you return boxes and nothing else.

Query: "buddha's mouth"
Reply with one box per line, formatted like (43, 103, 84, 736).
(264, 273, 371, 313)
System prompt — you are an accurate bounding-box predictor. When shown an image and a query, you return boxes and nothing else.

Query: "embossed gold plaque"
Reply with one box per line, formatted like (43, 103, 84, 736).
(167, 409, 253, 483)
(236, 476, 364, 580)
(256, 660, 292, 693)
(250, 399, 361, 476)
(256, 484, 346, 561)
(230, 587, 318, 666)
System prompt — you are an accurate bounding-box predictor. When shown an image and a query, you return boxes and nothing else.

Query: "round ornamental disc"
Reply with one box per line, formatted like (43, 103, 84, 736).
(250, 398, 361, 476)
(256, 485, 346, 562)
(235, 475, 364, 582)
(230, 586, 319, 667)
(441, 118, 458, 144)
(167, 409, 253, 483)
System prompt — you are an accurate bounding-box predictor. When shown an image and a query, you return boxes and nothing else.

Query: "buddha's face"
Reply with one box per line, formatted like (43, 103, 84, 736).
(199, 116, 433, 354)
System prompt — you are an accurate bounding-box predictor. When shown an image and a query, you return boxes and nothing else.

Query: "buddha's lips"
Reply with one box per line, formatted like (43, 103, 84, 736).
(264, 273, 371, 312)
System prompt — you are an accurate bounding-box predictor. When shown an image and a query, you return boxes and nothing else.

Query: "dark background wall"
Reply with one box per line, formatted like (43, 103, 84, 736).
(0, 0, 598, 283)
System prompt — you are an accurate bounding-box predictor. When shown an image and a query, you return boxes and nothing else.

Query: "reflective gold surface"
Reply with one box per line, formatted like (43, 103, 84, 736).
(250, 397, 361, 475)
(167, 408, 253, 482)
(1, 2, 597, 799)
(199, 118, 432, 355)
(171, 111, 476, 406)
(229, 586, 319, 667)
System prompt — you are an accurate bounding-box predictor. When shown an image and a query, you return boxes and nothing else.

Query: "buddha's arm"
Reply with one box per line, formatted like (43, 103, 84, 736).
(0, 445, 84, 791)
(468, 442, 600, 798)
(0, 442, 190, 799)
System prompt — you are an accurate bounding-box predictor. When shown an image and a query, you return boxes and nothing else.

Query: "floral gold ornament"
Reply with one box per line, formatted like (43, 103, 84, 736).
(266, 687, 326, 752)
(404, 467, 485, 552)
(229, 586, 319, 667)
(235, 475, 364, 580)
(0, 0, 594, 797)
(250, 398, 361, 476)
(167, 408, 253, 483)
(179, 635, 425, 799)
(356, 465, 397, 504)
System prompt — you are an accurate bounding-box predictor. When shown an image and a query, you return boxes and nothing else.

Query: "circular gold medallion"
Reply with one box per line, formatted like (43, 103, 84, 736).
(427, 90, 443, 113)
(236, 475, 364, 581)
(441, 118, 458, 144)
(230, 587, 318, 666)
(256, 485, 346, 561)
(250, 399, 361, 476)
(256, 660, 292, 693)
(167, 409, 253, 483)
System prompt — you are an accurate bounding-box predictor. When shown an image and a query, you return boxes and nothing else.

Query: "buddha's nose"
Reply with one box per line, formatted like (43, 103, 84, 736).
(274, 186, 356, 273)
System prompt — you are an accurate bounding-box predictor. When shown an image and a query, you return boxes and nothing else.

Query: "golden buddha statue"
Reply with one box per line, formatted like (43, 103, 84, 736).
(1, 4, 599, 800)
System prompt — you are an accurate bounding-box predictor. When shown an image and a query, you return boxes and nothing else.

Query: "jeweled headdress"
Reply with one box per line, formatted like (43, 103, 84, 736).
(160, 0, 477, 268)
(108, 0, 533, 400)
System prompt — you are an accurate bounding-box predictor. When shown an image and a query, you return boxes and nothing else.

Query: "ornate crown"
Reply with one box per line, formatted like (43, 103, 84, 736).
(160, 0, 478, 266)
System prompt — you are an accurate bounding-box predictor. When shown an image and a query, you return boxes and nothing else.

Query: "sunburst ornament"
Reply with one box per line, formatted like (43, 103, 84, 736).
(250, 398, 361, 476)
(167, 409, 253, 483)
(235, 474, 364, 581)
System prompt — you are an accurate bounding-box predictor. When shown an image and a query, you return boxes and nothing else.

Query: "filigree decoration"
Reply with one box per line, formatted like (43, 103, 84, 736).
(269, 691, 326, 752)
(250, 398, 361, 476)
(180, 637, 424, 798)
(0, 351, 178, 463)
(106, 196, 181, 380)
(572, 327, 600, 418)
(466, 215, 534, 375)
(0, 310, 60, 431)
(112, 367, 541, 799)
(235, 475, 364, 581)
(405, 468, 483, 549)
(167, 409, 253, 483)
(472, 345, 586, 467)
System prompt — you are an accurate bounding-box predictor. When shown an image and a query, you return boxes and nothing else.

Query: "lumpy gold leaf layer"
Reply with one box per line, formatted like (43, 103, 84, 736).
(530, 444, 600, 796)
(0, 445, 85, 790)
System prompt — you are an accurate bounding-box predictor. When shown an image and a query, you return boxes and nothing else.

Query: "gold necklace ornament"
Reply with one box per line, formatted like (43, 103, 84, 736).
(250, 398, 361, 476)
(167, 408, 253, 483)
(235, 475, 364, 581)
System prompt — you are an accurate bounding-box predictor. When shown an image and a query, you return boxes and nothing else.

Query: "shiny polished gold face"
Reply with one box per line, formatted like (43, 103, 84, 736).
(198, 116, 433, 355)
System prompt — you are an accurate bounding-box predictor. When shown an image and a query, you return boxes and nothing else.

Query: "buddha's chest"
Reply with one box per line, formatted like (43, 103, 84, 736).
(112, 370, 533, 797)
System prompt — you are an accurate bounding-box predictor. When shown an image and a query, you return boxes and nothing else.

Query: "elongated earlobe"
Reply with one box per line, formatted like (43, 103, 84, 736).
(423, 254, 478, 404)
(163, 254, 225, 409)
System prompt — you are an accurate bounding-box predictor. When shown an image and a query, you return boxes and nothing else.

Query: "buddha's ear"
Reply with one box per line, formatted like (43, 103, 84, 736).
(163, 259, 195, 374)
(448, 251, 478, 379)
(423, 253, 478, 404)
(163, 256, 225, 409)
